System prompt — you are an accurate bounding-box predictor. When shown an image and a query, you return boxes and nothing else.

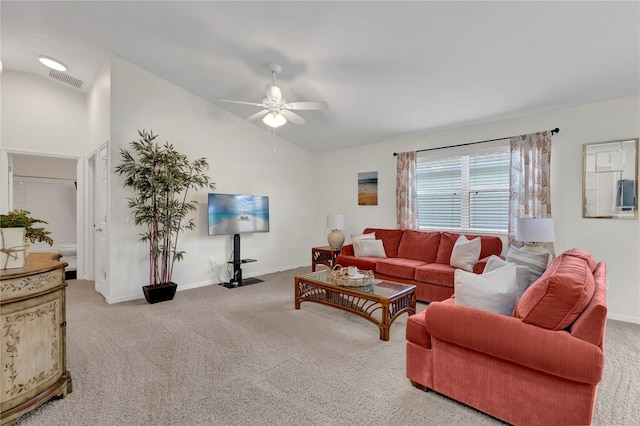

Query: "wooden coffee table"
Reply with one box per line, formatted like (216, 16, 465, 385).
(294, 270, 416, 340)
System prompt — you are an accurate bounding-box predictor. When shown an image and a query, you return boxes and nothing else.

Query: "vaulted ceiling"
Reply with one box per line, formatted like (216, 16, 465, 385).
(2, 1, 639, 152)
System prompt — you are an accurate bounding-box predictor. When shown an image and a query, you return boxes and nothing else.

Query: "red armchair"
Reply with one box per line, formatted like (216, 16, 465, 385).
(406, 249, 607, 425)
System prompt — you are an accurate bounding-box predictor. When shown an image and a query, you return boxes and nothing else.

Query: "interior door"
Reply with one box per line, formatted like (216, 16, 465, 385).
(94, 144, 109, 297)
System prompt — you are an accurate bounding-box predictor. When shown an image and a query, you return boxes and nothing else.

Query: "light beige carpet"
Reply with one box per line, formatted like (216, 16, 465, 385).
(15, 267, 640, 425)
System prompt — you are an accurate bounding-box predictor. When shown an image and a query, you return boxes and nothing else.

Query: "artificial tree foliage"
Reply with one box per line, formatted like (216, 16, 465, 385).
(0, 209, 54, 245)
(115, 130, 215, 286)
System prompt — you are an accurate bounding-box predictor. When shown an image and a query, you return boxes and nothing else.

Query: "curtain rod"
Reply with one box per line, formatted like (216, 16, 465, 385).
(392, 127, 560, 156)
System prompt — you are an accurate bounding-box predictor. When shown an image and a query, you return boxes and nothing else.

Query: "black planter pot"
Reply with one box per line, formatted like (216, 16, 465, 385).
(143, 282, 177, 304)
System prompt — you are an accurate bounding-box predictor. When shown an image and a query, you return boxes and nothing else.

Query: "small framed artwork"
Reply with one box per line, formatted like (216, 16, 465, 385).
(358, 171, 378, 205)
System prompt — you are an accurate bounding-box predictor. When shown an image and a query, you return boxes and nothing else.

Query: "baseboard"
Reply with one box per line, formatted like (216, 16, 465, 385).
(607, 313, 640, 324)
(105, 293, 143, 304)
(104, 264, 310, 304)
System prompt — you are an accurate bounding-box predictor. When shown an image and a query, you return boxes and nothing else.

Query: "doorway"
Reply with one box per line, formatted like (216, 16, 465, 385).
(4, 152, 80, 278)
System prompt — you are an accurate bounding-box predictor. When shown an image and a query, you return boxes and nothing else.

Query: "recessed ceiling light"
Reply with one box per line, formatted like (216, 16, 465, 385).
(38, 56, 67, 72)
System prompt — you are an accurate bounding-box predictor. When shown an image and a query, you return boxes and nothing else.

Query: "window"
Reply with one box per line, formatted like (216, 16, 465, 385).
(417, 145, 509, 232)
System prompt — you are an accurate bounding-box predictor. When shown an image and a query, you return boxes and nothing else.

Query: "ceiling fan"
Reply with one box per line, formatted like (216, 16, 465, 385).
(219, 64, 327, 128)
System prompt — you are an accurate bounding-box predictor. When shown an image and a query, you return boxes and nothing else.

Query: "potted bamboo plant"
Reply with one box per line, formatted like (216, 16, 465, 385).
(1, 209, 53, 269)
(115, 130, 216, 304)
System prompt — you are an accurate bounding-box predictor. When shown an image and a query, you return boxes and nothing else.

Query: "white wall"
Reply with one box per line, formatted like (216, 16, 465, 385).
(316, 95, 640, 323)
(1, 71, 87, 156)
(4, 66, 638, 322)
(106, 56, 318, 302)
(12, 155, 78, 179)
(87, 60, 111, 152)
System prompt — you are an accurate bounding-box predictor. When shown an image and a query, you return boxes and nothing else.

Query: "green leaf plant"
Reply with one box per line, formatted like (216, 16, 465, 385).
(115, 130, 216, 287)
(0, 209, 54, 246)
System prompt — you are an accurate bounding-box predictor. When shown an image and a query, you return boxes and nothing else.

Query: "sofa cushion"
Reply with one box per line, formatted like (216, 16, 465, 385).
(506, 246, 549, 285)
(514, 254, 596, 330)
(406, 310, 431, 348)
(563, 248, 597, 272)
(351, 232, 375, 242)
(396, 229, 441, 263)
(376, 258, 426, 280)
(450, 235, 481, 272)
(435, 232, 460, 264)
(363, 228, 403, 257)
(454, 264, 518, 315)
(414, 263, 457, 288)
(353, 239, 387, 258)
(484, 255, 531, 302)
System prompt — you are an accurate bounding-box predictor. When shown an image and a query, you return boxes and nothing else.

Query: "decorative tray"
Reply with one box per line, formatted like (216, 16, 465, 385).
(330, 265, 374, 287)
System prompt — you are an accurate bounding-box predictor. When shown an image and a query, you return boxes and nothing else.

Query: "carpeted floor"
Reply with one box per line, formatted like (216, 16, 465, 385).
(15, 267, 640, 425)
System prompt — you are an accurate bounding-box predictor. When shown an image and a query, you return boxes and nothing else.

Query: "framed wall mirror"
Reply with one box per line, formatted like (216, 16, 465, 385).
(583, 138, 638, 219)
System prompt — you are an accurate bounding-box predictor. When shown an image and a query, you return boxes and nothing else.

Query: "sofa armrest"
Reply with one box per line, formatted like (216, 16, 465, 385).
(472, 255, 505, 274)
(341, 244, 354, 256)
(424, 301, 604, 385)
(472, 256, 489, 274)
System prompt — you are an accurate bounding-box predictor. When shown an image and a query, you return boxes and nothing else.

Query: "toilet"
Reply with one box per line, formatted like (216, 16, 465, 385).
(58, 244, 77, 258)
(30, 243, 77, 273)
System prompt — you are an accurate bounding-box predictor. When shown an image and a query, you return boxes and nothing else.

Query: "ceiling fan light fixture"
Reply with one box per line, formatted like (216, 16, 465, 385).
(38, 56, 67, 72)
(263, 112, 287, 128)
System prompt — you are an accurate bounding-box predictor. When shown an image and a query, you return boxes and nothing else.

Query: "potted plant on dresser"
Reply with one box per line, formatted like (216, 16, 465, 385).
(0, 209, 54, 269)
(115, 129, 216, 304)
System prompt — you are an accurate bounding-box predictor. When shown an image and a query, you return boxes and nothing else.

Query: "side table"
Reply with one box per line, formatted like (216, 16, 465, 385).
(311, 246, 341, 271)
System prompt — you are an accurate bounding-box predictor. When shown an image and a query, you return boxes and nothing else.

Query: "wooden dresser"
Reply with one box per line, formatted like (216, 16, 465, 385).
(0, 253, 72, 425)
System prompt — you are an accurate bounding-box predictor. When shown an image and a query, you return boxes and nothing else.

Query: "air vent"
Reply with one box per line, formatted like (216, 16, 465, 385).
(49, 69, 83, 89)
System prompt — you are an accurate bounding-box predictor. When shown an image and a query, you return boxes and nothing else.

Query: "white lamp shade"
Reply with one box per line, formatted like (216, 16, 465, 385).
(263, 112, 287, 128)
(516, 218, 556, 243)
(326, 214, 346, 230)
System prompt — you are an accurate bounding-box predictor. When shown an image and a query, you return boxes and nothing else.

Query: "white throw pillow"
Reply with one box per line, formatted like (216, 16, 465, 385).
(353, 239, 387, 258)
(450, 235, 481, 272)
(505, 246, 549, 285)
(351, 233, 375, 242)
(454, 264, 518, 315)
(484, 255, 531, 302)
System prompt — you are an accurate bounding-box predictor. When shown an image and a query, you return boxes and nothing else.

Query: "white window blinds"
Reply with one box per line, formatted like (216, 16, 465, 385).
(417, 144, 509, 232)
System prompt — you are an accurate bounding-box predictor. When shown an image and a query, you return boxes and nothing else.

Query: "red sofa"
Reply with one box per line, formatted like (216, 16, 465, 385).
(336, 228, 503, 302)
(406, 249, 607, 425)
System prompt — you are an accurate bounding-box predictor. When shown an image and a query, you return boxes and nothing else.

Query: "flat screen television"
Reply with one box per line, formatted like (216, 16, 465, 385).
(616, 179, 635, 211)
(208, 193, 270, 235)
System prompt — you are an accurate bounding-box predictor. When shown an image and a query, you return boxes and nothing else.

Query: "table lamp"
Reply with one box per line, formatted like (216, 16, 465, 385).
(327, 214, 346, 249)
(516, 217, 556, 259)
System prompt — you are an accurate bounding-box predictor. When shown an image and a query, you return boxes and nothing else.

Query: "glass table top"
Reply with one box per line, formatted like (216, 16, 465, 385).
(300, 270, 414, 297)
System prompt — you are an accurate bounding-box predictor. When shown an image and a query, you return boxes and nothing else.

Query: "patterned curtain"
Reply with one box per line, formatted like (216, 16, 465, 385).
(509, 131, 554, 253)
(396, 151, 418, 229)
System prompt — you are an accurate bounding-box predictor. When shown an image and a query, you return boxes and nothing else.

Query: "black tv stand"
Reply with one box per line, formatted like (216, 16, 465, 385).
(224, 233, 263, 288)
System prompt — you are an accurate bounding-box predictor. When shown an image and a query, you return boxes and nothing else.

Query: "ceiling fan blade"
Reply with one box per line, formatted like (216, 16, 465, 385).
(265, 84, 282, 102)
(283, 101, 327, 110)
(246, 110, 269, 121)
(218, 99, 265, 107)
(280, 109, 306, 125)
